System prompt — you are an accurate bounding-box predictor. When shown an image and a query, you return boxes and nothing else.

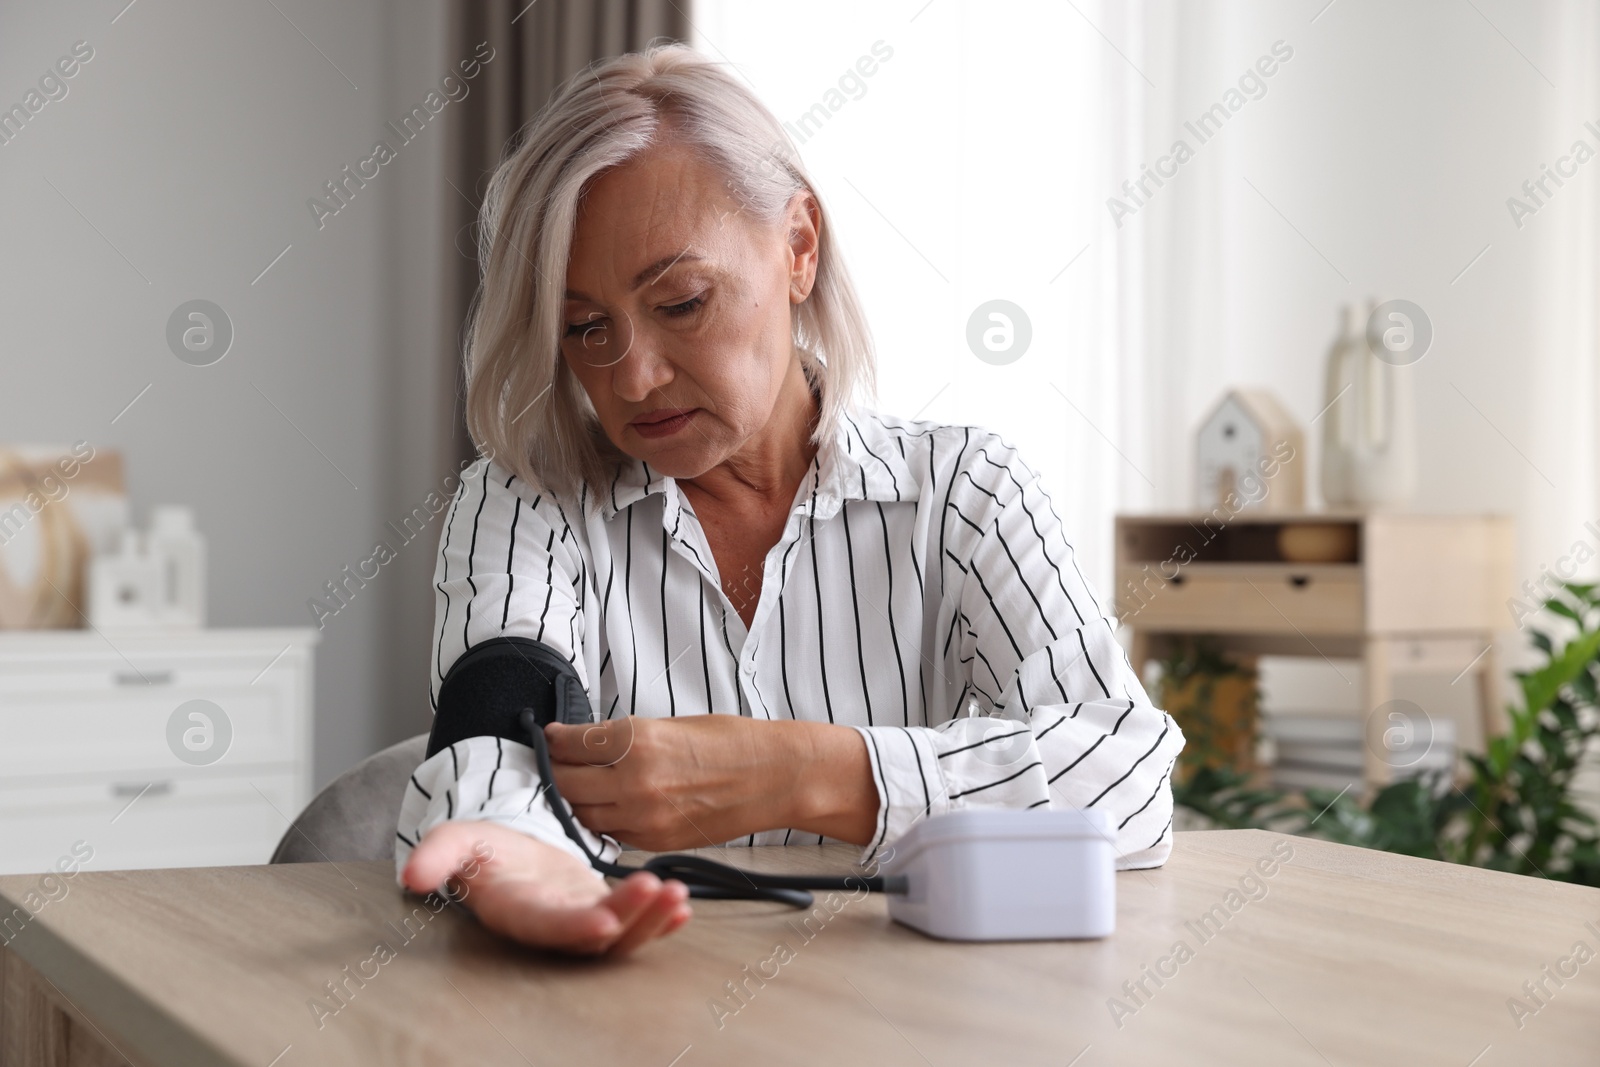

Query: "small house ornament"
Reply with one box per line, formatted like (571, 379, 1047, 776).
(88, 506, 206, 629)
(1195, 389, 1305, 514)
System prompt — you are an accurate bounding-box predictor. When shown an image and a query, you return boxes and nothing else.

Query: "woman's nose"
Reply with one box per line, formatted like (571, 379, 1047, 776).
(608, 322, 674, 403)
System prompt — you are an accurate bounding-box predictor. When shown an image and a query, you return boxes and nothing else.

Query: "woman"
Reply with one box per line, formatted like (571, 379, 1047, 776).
(397, 42, 1183, 957)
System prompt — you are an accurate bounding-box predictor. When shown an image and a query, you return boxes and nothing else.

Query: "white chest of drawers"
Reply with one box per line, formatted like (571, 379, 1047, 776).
(0, 628, 316, 875)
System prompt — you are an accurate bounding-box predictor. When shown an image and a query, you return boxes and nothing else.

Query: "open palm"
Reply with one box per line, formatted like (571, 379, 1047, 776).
(402, 820, 691, 956)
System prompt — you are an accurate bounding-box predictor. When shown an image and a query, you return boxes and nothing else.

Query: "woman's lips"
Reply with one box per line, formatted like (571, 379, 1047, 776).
(629, 408, 698, 439)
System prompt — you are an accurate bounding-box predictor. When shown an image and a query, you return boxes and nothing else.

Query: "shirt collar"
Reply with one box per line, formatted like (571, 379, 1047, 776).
(596, 408, 919, 523)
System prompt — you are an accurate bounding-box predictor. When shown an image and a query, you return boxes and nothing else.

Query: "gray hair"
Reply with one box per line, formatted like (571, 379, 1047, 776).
(463, 41, 877, 503)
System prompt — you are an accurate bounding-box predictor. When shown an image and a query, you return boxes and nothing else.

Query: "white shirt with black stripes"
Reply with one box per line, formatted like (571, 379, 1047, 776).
(394, 411, 1186, 884)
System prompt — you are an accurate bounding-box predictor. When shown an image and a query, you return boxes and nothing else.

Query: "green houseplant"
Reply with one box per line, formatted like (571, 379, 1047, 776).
(1172, 582, 1600, 886)
(1157, 638, 1259, 787)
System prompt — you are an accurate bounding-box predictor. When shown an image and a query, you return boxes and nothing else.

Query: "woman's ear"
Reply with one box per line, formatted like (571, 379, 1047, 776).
(786, 191, 822, 303)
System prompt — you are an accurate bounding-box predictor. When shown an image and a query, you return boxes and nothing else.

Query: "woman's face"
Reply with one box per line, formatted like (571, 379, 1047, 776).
(560, 138, 819, 480)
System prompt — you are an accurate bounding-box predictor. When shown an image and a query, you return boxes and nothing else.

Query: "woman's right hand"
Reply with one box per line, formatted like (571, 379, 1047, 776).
(401, 820, 691, 956)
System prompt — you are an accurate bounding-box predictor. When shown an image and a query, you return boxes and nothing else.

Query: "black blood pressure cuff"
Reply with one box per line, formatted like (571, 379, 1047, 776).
(426, 637, 592, 760)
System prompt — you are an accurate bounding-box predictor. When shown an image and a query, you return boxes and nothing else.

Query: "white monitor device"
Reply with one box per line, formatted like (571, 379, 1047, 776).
(880, 808, 1117, 942)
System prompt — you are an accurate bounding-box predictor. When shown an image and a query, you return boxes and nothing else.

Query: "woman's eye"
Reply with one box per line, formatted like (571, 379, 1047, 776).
(564, 317, 605, 339)
(662, 295, 704, 317)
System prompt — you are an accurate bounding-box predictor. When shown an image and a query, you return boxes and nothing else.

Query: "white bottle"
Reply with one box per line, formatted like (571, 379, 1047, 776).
(147, 506, 206, 627)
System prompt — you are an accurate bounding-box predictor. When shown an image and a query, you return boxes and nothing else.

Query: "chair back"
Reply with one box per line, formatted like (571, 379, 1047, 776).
(270, 734, 429, 863)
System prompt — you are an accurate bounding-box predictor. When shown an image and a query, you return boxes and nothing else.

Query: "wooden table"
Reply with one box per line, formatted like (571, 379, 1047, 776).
(3, 832, 1597, 1066)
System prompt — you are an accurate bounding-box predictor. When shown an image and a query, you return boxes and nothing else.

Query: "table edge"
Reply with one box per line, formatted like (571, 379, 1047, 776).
(1, 885, 243, 1067)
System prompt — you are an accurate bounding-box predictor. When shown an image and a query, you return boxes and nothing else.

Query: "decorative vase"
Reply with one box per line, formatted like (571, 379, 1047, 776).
(1319, 300, 1418, 509)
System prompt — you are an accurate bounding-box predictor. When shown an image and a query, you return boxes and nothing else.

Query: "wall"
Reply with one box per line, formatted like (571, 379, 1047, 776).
(0, 0, 454, 789)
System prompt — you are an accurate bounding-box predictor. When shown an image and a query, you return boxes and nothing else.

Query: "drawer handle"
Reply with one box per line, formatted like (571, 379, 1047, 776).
(1289, 574, 1312, 589)
(1169, 573, 1186, 586)
(115, 670, 174, 686)
(110, 781, 172, 798)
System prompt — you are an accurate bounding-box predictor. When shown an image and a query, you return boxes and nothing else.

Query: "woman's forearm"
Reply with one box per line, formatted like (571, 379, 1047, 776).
(768, 720, 880, 846)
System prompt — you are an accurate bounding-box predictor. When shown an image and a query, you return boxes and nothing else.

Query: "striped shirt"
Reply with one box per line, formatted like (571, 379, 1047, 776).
(394, 410, 1185, 884)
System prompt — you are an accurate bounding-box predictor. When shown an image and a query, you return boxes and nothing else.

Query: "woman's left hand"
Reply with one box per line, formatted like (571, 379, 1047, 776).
(543, 715, 878, 850)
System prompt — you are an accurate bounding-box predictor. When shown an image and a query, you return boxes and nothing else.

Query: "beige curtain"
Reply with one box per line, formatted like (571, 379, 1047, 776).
(440, 0, 692, 465)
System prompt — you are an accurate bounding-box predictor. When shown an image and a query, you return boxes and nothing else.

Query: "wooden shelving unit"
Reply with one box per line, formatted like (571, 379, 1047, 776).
(1114, 511, 1514, 788)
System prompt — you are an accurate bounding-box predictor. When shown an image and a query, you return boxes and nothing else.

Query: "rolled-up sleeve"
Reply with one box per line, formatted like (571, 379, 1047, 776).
(393, 459, 618, 886)
(852, 436, 1184, 870)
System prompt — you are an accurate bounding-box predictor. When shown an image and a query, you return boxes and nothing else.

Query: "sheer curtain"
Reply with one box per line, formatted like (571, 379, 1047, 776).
(690, 0, 1151, 602)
